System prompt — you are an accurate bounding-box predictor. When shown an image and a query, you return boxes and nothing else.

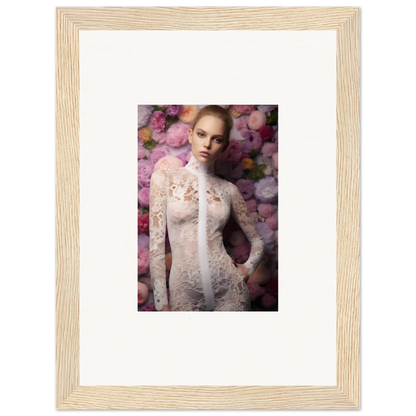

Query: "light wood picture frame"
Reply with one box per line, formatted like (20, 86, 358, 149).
(56, 6, 360, 410)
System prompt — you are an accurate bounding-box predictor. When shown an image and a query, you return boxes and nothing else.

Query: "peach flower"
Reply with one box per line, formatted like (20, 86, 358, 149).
(138, 282, 149, 305)
(248, 110, 267, 131)
(154, 155, 184, 171)
(178, 105, 199, 124)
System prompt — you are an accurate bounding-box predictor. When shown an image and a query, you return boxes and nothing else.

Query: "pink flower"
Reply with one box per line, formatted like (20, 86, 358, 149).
(231, 164, 245, 180)
(245, 199, 257, 212)
(138, 187, 150, 207)
(272, 152, 278, 170)
(235, 116, 249, 131)
(242, 130, 263, 153)
(246, 280, 265, 301)
(264, 276, 278, 297)
(141, 303, 155, 311)
(258, 203, 276, 218)
(150, 111, 167, 132)
(137, 159, 154, 188)
(259, 125, 275, 141)
(137, 247, 150, 275)
(231, 243, 250, 263)
(230, 105, 256, 115)
(261, 142, 278, 158)
(248, 110, 267, 130)
(152, 131, 167, 144)
(275, 229, 278, 245)
(154, 155, 184, 171)
(166, 122, 190, 147)
(265, 215, 278, 230)
(236, 179, 255, 200)
(261, 293, 277, 308)
(149, 147, 170, 164)
(138, 213, 149, 234)
(137, 148, 146, 159)
(167, 105, 183, 116)
(219, 138, 243, 165)
(138, 281, 149, 304)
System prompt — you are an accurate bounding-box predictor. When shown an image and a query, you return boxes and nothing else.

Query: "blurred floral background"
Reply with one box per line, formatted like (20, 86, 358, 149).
(138, 105, 278, 311)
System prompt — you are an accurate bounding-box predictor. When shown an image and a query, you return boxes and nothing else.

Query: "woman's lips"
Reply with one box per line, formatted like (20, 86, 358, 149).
(200, 152, 210, 157)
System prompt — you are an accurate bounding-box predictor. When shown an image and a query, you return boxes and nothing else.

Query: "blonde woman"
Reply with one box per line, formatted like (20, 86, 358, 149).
(149, 105, 265, 311)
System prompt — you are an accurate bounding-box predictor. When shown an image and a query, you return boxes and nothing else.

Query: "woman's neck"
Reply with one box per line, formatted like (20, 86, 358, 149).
(185, 152, 215, 176)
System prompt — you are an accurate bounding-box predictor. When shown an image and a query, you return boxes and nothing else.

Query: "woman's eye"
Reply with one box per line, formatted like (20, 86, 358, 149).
(198, 133, 204, 137)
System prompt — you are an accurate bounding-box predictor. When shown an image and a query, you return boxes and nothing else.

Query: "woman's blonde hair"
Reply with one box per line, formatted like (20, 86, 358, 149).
(191, 105, 234, 142)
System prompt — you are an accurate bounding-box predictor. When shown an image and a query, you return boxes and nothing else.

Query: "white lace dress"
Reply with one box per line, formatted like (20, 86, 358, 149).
(149, 153, 265, 311)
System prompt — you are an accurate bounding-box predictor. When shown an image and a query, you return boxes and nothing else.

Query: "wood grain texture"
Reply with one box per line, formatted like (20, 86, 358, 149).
(56, 6, 360, 410)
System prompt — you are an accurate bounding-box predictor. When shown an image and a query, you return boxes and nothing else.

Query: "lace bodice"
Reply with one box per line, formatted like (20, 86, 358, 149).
(149, 153, 265, 311)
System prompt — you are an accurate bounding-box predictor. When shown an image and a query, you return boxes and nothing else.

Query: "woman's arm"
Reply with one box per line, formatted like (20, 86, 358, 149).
(149, 168, 169, 311)
(230, 183, 265, 279)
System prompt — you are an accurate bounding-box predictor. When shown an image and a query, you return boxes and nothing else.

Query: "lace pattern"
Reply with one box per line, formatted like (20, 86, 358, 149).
(149, 153, 265, 311)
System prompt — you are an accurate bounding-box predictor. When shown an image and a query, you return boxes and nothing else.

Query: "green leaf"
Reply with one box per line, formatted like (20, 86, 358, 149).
(144, 139, 157, 150)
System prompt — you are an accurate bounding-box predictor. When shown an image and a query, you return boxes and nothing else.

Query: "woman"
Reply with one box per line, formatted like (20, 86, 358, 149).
(149, 105, 265, 311)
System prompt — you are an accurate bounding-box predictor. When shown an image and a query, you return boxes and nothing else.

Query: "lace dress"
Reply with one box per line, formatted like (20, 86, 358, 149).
(149, 153, 265, 311)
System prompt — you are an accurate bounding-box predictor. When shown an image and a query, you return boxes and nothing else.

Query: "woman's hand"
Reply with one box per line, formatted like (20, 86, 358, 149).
(231, 260, 250, 284)
(160, 304, 170, 311)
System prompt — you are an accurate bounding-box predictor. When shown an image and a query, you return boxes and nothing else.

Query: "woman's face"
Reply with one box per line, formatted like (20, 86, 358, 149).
(188, 115, 230, 164)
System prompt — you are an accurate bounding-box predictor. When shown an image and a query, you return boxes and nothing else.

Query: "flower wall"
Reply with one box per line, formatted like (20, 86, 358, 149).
(138, 105, 278, 311)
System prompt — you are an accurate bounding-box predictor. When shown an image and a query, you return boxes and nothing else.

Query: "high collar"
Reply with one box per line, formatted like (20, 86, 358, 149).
(185, 152, 215, 176)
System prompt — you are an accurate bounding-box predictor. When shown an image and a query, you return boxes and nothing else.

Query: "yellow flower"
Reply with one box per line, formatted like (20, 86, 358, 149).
(138, 126, 152, 143)
(242, 158, 255, 170)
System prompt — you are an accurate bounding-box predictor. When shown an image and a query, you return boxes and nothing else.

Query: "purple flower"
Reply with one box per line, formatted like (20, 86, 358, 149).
(137, 159, 154, 188)
(138, 233, 150, 248)
(257, 105, 274, 113)
(167, 105, 184, 116)
(256, 222, 275, 246)
(254, 177, 278, 203)
(236, 179, 255, 200)
(149, 147, 170, 164)
(137, 105, 153, 129)
(242, 130, 263, 153)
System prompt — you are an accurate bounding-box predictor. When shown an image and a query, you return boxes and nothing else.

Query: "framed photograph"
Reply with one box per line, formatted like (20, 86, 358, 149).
(56, 6, 360, 409)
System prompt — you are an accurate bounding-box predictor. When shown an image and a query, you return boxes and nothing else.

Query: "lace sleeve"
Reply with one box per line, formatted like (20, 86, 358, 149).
(230, 183, 265, 277)
(149, 168, 169, 311)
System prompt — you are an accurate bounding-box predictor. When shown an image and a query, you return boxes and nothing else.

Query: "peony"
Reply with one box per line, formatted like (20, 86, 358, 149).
(138, 187, 150, 207)
(241, 158, 255, 170)
(141, 303, 155, 311)
(264, 276, 278, 297)
(154, 155, 184, 171)
(230, 243, 250, 263)
(256, 222, 275, 246)
(166, 105, 184, 116)
(261, 293, 277, 308)
(254, 176, 278, 203)
(259, 125, 275, 141)
(150, 111, 167, 132)
(152, 131, 167, 144)
(246, 280, 265, 301)
(138, 282, 149, 304)
(242, 130, 263, 153)
(230, 105, 256, 115)
(219, 138, 243, 165)
(137, 159, 154, 188)
(138, 126, 152, 143)
(178, 105, 199, 124)
(248, 110, 267, 131)
(166, 122, 190, 147)
(231, 164, 245, 180)
(261, 142, 279, 157)
(272, 152, 278, 170)
(149, 147, 170, 164)
(138, 213, 149, 234)
(175, 153, 188, 165)
(235, 116, 249, 131)
(137, 105, 153, 129)
(258, 203, 276, 218)
(245, 199, 257, 212)
(137, 247, 150, 275)
(138, 233, 150, 248)
(236, 179, 255, 200)
(137, 148, 146, 159)
(265, 215, 278, 230)
(257, 105, 274, 113)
